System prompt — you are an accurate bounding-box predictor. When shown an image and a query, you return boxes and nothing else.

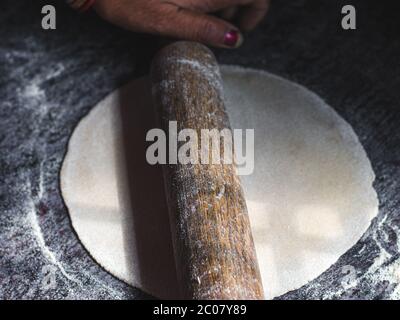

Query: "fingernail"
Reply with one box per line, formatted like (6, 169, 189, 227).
(223, 30, 243, 48)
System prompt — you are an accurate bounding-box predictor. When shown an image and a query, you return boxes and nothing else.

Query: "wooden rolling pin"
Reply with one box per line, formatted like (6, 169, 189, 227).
(151, 42, 264, 300)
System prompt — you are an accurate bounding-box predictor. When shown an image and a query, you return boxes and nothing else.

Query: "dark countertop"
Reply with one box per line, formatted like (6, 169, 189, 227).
(0, 0, 399, 299)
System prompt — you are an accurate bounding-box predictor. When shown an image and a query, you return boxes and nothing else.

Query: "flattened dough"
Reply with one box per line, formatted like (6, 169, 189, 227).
(61, 66, 378, 299)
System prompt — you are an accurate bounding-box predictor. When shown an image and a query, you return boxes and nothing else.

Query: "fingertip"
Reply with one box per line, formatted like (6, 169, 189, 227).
(239, 0, 270, 32)
(177, 10, 244, 49)
(223, 29, 244, 49)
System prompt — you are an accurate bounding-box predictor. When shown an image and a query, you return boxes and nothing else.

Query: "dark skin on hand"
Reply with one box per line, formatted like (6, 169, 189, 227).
(93, 0, 271, 48)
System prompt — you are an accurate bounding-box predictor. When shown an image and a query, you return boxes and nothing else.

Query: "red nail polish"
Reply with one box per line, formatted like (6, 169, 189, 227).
(223, 30, 243, 48)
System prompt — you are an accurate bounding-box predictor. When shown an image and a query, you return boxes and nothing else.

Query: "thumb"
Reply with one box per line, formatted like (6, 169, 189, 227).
(161, 7, 244, 48)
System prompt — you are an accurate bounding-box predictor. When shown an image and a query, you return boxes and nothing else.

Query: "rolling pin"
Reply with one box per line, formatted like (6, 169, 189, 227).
(151, 42, 264, 300)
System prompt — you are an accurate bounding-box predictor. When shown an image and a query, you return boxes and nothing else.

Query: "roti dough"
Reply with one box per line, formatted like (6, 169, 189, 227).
(61, 66, 378, 299)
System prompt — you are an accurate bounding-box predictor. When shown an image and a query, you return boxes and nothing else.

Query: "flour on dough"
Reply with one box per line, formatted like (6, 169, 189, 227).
(61, 66, 378, 299)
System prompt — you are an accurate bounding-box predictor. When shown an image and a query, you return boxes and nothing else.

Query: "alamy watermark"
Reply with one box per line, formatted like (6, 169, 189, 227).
(146, 121, 254, 176)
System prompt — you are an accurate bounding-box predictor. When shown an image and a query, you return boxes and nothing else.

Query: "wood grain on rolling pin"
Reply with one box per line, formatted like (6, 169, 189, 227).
(151, 42, 264, 300)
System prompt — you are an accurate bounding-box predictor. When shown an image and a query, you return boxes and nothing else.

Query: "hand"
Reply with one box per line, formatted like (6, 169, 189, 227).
(93, 0, 271, 48)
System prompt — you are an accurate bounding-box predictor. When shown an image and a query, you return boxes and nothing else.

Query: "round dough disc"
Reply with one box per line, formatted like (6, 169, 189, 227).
(61, 66, 378, 299)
